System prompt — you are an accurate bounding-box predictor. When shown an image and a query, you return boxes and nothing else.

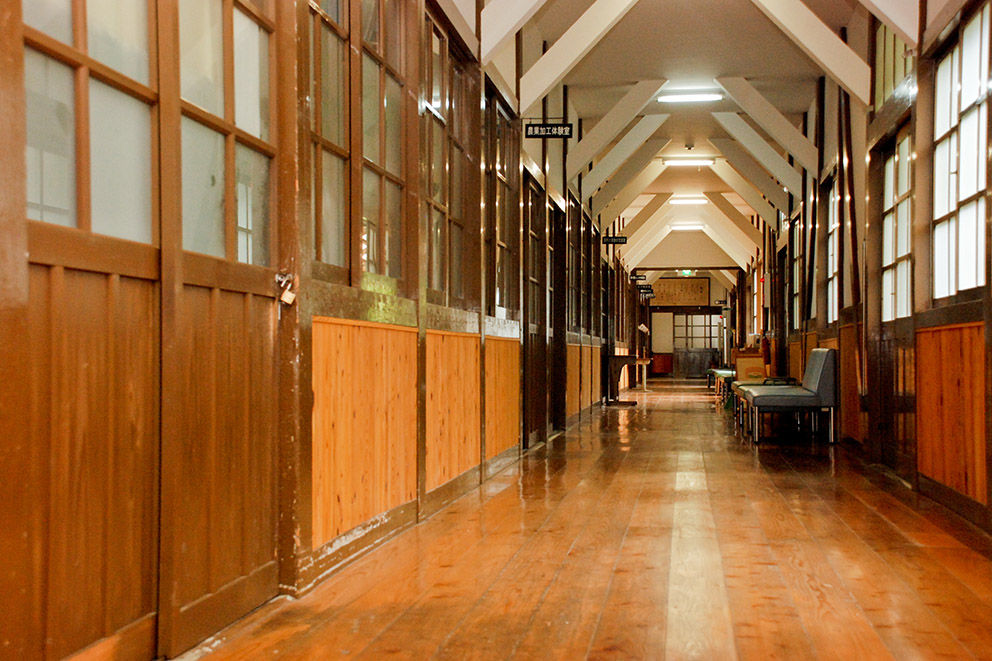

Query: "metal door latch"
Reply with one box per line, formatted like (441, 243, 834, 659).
(276, 273, 297, 305)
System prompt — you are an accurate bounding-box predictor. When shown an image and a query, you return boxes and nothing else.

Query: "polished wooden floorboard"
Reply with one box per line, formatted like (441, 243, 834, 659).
(184, 380, 992, 660)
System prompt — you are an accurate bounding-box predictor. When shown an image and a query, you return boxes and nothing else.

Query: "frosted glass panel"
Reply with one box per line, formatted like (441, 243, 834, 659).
(933, 137, 952, 217)
(182, 118, 225, 257)
(384, 74, 402, 176)
(386, 180, 402, 279)
(959, 201, 978, 290)
(235, 146, 271, 266)
(897, 137, 910, 196)
(320, 149, 347, 267)
(960, 107, 980, 199)
(933, 219, 953, 298)
(882, 269, 894, 322)
(962, 13, 983, 108)
(90, 80, 152, 243)
(883, 154, 895, 210)
(362, 168, 380, 272)
(882, 212, 894, 265)
(935, 51, 954, 136)
(362, 54, 380, 163)
(320, 29, 346, 145)
(24, 49, 76, 228)
(88, 0, 149, 84)
(362, 0, 379, 48)
(897, 200, 910, 257)
(23, 0, 72, 44)
(234, 10, 269, 140)
(896, 261, 911, 318)
(180, 0, 224, 115)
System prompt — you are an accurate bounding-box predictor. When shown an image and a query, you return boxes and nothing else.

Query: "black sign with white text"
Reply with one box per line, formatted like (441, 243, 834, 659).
(525, 123, 573, 138)
(603, 235, 628, 245)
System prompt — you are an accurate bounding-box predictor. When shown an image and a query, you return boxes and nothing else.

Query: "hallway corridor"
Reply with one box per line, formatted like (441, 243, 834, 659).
(184, 380, 992, 660)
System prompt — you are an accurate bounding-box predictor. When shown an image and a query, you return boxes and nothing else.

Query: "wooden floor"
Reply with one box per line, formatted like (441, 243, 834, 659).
(184, 380, 992, 660)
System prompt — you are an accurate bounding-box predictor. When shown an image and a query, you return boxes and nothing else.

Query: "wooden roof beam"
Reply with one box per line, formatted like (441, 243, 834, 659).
(709, 138, 790, 211)
(858, 0, 918, 47)
(481, 0, 552, 64)
(581, 114, 670, 195)
(712, 112, 803, 195)
(709, 159, 778, 228)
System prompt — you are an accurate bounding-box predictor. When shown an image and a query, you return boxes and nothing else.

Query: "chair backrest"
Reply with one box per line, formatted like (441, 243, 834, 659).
(735, 356, 766, 381)
(801, 348, 837, 406)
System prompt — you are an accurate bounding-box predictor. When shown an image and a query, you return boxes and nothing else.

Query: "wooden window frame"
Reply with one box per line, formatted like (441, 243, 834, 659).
(826, 177, 841, 324)
(873, 20, 914, 111)
(882, 128, 913, 321)
(484, 85, 520, 318)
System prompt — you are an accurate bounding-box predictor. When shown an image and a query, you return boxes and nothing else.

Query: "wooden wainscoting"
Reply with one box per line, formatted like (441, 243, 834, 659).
(485, 337, 521, 460)
(839, 324, 866, 442)
(28, 264, 160, 660)
(426, 331, 482, 492)
(591, 346, 602, 404)
(566, 344, 581, 418)
(581, 345, 593, 410)
(311, 318, 418, 547)
(789, 341, 803, 380)
(917, 323, 987, 505)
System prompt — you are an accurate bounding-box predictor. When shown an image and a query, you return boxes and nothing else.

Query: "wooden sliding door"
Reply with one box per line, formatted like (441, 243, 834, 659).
(523, 174, 548, 447)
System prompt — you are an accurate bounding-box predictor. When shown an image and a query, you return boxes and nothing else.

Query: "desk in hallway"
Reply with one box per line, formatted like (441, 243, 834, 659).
(187, 381, 992, 660)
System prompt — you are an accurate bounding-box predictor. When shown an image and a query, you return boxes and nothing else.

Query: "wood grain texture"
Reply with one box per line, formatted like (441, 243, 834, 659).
(581, 345, 593, 409)
(591, 346, 602, 404)
(917, 323, 987, 504)
(189, 381, 992, 661)
(566, 344, 581, 417)
(28, 265, 159, 659)
(426, 331, 482, 492)
(789, 341, 803, 380)
(311, 318, 418, 546)
(485, 337, 521, 460)
(839, 324, 864, 441)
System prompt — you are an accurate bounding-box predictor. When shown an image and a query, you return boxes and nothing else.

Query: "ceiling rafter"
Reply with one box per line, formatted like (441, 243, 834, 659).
(858, 0, 918, 47)
(709, 159, 778, 228)
(709, 138, 790, 211)
(480, 0, 553, 65)
(582, 114, 670, 195)
(703, 191, 763, 246)
(712, 112, 803, 194)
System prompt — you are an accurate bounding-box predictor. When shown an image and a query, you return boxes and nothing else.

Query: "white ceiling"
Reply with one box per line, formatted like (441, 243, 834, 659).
(525, 0, 868, 261)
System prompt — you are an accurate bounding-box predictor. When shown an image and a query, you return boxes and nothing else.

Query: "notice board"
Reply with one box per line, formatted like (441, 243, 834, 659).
(650, 277, 710, 306)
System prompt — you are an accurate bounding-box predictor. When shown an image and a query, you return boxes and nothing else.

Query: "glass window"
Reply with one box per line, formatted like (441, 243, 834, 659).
(826, 180, 840, 323)
(87, 0, 149, 84)
(319, 149, 348, 267)
(873, 22, 914, 109)
(233, 9, 270, 140)
(179, 0, 225, 116)
(235, 145, 271, 266)
(881, 133, 912, 322)
(932, 5, 989, 299)
(22, 0, 72, 44)
(181, 118, 226, 257)
(24, 49, 76, 228)
(89, 79, 152, 243)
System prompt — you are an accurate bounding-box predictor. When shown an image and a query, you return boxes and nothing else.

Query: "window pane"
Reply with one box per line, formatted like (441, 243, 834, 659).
(180, 0, 224, 115)
(362, 54, 380, 163)
(960, 107, 980, 199)
(22, 0, 72, 44)
(181, 118, 225, 257)
(882, 211, 895, 265)
(321, 30, 346, 146)
(320, 149, 348, 267)
(362, 168, 380, 272)
(882, 268, 894, 322)
(320, 0, 342, 23)
(386, 180, 402, 278)
(384, 0, 402, 70)
(935, 51, 953, 136)
(450, 146, 464, 221)
(430, 207, 444, 290)
(980, 198, 988, 287)
(24, 50, 76, 228)
(934, 218, 953, 298)
(87, 0, 149, 84)
(959, 200, 978, 290)
(883, 153, 895, 210)
(362, 0, 379, 47)
(235, 145, 271, 266)
(896, 261, 911, 319)
(897, 137, 910, 197)
(431, 30, 443, 114)
(962, 12, 983, 108)
(385, 74, 402, 176)
(431, 118, 444, 202)
(90, 80, 152, 243)
(233, 10, 269, 140)
(450, 222, 463, 298)
(897, 200, 910, 258)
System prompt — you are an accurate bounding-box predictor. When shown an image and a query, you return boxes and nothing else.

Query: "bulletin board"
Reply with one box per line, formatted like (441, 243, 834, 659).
(650, 277, 710, 307)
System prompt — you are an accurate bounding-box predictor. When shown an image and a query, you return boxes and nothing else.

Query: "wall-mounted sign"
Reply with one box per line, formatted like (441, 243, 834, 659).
(525, 123, 573, 138)
(637, 285, 655, 293)
(650, 277, 710, 306)
(631, 274, 647, 281)
(603, 235, 628, 245)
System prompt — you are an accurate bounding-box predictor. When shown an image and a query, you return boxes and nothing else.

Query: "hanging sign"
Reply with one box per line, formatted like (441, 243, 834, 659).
(525, 123, 573, 138)
(631, 274, 647, 281)
(603, 235, 628, 245)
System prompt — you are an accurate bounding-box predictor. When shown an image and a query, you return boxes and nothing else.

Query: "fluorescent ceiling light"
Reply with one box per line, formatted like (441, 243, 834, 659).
(663, 158, 715, 167)
(670, 198, 708, 205)
(657, 93, 723, 103)
(671, 223, 705, 231)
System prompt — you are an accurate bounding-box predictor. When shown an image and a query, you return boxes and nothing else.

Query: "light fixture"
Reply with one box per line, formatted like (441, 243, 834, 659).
(671, 223, 705, 231)
(657, 93, 723, 103)
(670, 198, 708, 206)
(663, 158, 715, 167)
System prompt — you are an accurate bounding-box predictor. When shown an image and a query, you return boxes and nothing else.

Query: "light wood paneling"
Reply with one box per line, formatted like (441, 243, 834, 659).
(426, 332, 482, 492)
(839, 325, 865, 441)
(566, 344, 581, 417)
(581, 345, 593, 409)
(29, 265, 159, 659)
(592, 346, 602, 404)
(486, 338, 521, 460)
(917, 323, 987, 505)
(312, 318, 418, 546)
(789, 341, 803, 380)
